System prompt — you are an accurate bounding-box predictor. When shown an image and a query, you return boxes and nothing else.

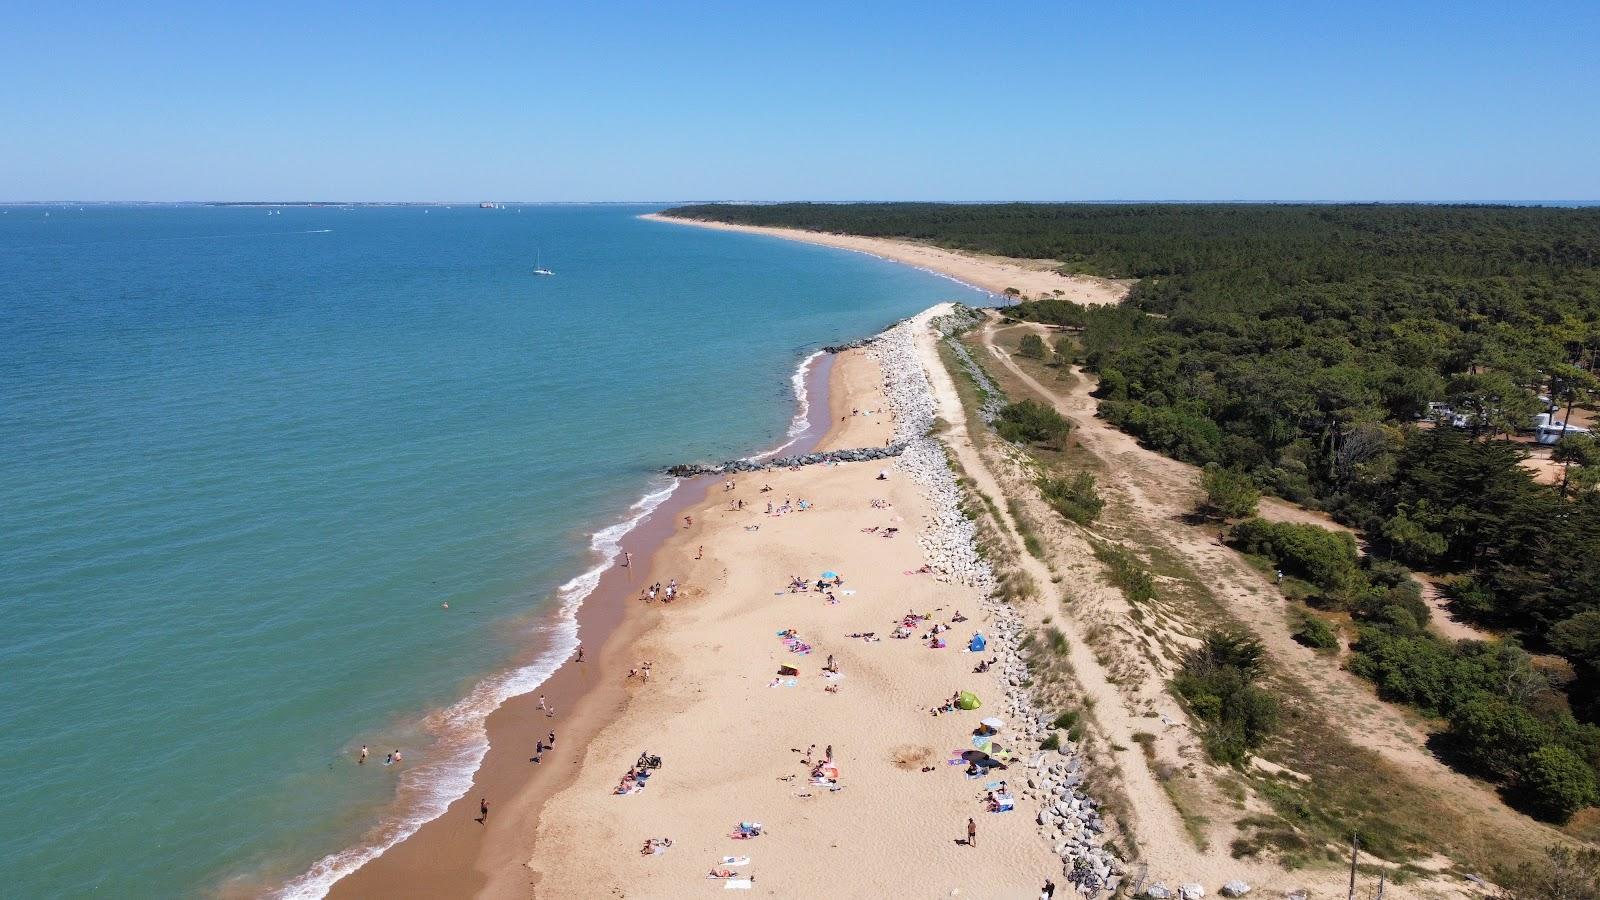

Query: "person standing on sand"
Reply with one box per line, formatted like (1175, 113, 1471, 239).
(696, 545, 703, 560)
(621, 551, 631, 568)
(479, 798, 489, 822)
(966, 817, 976, 847)
(538, 694, 547, 711)
(576, 644, 584, 663)
(548, 731, 556, 747)
(359, 744, 368, 765)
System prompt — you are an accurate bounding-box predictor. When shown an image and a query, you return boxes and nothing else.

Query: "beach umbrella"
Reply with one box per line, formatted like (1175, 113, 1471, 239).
(956, 691, 981, 710)
(821, 571, 839, 579)
(979, 717, 1004, 730)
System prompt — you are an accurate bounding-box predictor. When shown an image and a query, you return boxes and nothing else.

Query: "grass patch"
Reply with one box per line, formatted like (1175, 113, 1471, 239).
(1090, 540, 1158, 604)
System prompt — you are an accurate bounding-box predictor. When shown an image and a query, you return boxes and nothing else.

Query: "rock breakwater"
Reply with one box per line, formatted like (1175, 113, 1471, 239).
(871, 310, 1126, 891)
(664, 445, 903, 478)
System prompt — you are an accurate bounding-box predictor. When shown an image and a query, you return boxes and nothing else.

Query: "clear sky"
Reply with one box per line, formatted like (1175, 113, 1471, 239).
(3, 1, 1597, 201)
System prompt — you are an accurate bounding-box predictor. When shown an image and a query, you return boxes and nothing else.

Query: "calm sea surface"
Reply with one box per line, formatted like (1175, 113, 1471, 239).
(0, 204, 990, 897)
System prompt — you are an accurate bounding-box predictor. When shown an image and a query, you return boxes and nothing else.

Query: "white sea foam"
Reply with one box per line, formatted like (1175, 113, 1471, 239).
(277, 479, 678, 900)
(746, 349, 825, 461)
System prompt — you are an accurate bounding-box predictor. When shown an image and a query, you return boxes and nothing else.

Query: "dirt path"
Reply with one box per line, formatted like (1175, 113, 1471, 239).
(914, 312, 1300, 891)
(976, 318, 1568, 864)
(1418, 578, 1499, 644)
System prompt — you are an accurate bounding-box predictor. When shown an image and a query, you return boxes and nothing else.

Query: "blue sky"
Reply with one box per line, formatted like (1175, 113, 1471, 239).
(3, 1, 1597, 201)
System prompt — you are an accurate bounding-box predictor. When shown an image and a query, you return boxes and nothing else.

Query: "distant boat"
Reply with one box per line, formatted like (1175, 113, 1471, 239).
(533, 249, 554, 276)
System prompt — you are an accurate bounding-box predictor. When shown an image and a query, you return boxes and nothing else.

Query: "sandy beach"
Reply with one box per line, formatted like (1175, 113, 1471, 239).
(327, 316, 1084, 898)
(641, 213, 1131, 305)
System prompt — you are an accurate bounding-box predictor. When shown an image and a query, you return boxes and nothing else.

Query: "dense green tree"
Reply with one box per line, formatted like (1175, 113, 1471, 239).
(1018, 333, 1047, 360)
(1523, 744, 1600, 823)
(1198, 464, 1260, 520)
(668, 201, 1600, 814)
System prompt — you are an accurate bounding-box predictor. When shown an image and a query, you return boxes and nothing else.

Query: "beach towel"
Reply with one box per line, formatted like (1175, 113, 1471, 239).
(724, 880, 753, 890)
(720, 856, 750, 866)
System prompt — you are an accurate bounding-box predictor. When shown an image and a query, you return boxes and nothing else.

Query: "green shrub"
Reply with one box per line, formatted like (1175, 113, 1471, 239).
(1018, 333, 1047, 360)
(1040, 731, 1061, 751)
(1093, 543, 1157, 604)
(1230, 518, 1360, 593)
(1173, 631, 1278, 765)
(1523, 744, 1600, 823)
(1040, 471, 1104, 525)
(1053, 709, 1079, 730)
(1293, 615, 1339, 650)
(1199, 464, 1260, 520)
(995, 400, 1071, 448)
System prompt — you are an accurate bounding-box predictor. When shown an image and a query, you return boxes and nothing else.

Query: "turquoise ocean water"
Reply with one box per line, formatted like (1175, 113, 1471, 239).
(0, 204, 990, 897)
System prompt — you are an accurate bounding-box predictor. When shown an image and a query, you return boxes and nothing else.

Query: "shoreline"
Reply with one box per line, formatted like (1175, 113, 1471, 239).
(311, 350, 846, 898)
(640, 211, 1131, 305)
(517, 307, 1102, 897)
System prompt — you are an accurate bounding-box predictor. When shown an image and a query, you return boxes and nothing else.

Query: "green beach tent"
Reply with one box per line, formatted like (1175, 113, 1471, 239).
(956, 691, 981, 710)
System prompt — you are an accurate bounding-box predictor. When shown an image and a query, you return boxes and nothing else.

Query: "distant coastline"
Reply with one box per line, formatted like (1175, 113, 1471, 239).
(642, 211, 1132, 304)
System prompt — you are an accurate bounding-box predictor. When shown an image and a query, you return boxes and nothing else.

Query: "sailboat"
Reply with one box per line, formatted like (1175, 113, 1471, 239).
(533, 249, 554, 277)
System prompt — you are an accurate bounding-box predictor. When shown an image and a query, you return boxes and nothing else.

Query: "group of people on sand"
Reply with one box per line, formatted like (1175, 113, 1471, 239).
(638, 579, 678, 603)
(765, 495, 813, 516)
(613, 751, 662, 795)
(626, 660, 654, 682)
(529, 730, 556, 764)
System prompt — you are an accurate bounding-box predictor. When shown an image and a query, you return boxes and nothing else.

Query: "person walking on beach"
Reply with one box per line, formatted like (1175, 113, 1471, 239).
(966, 817, 977, 848)
(548, 731, 556, 747)
(478, 798, 489, 823)
(359, 744, 368, 765)
(538, 694, 547, 711)
(683, 515, 692, 528)
(576, 644, 584, 663)
(695, 545, 703, 560)
(621, 551, 631, 568)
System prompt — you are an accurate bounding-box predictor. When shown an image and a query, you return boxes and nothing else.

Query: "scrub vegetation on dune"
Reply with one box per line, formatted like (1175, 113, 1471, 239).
(688, 201, 1600, 828)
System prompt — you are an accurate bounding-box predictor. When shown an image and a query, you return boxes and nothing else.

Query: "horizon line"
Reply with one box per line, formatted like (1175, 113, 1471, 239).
(4, 199, 1599, 207)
